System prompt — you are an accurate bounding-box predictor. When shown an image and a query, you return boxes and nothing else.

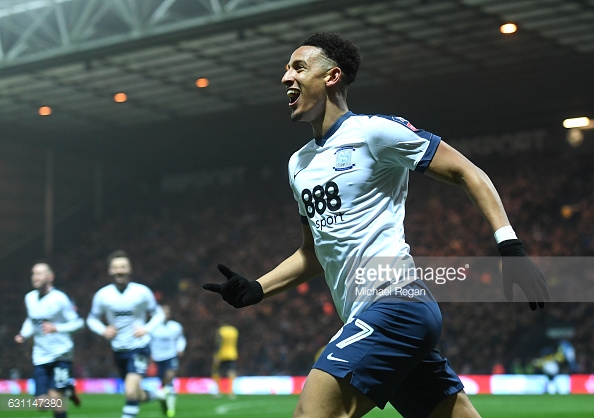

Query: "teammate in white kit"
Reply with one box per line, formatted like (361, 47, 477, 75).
(204, 33, 549, 417)
(14, 262, 84, 418)
(149, 304, 186, 417)
(87, 250, 165, 418)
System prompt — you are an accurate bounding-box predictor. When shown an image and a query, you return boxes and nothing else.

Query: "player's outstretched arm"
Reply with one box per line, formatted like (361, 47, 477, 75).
(257, 224, 323, 297)
(203, 224, 323, 307)
(203, 265, 264, 308)
(424, 141, 550, 310)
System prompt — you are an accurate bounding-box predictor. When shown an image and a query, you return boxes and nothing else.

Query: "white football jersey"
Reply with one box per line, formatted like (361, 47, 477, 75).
(19, 288, 83, 366)
(150, 320, 186, 362)
(288, 112, 440, 322)
(87, 282, 163, 351)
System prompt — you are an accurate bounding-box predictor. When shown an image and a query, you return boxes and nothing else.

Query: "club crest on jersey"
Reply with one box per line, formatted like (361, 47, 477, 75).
(334, 147, 355, 171)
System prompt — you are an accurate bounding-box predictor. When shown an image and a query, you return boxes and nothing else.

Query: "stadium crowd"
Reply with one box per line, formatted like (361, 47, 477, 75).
(1, 148, 593, 381)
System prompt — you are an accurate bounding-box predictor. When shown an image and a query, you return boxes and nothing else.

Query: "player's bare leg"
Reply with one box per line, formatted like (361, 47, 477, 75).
(293, 369, 376, 418)
(227, 370, 237, 399)
(428, 391, 481, 418)
(124, 373, 144, 401)
(163, 369, 177, 417)
(46, 389, 67, 417)
(212, 361, 222, 398)
(121, 373, 144, 418)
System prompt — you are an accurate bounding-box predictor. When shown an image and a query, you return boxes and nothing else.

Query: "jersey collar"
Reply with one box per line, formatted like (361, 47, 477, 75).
(315, 111, 354, 147)
(37, 286, 54, 299)
(113, 282, 129, 293)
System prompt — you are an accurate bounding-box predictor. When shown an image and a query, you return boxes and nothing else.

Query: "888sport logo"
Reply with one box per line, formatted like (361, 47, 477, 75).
(301, 181, 341, 217)
(301, 181, 345, 230)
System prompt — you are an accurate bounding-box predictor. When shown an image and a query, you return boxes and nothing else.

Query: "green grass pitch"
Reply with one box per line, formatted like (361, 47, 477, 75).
(2, 394, 594, 417)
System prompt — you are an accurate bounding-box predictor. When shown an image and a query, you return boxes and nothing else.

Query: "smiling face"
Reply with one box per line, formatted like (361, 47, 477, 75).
(281, 45, 338, 124)
(109, 256, 132, 289)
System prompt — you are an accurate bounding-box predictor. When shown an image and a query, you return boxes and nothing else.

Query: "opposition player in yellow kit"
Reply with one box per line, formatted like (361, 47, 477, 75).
(212, 324, 238, 397)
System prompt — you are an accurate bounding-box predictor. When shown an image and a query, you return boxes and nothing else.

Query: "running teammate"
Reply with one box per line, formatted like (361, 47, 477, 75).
(212, 323, 239, 398)
(204, 33, 549, 417)
(86, 250, 165, 418)
(14, 262, 84, 418)
(149, 304, 186, 417)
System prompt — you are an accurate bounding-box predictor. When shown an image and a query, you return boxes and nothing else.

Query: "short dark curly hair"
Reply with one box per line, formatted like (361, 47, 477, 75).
(301, 32, 361, 86)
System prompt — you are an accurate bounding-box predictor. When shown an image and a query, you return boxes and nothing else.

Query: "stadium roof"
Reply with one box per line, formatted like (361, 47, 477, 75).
(1, 0, 593, 153)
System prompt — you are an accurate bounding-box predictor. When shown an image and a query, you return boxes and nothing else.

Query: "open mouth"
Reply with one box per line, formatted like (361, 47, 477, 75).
(287, 88, 300, 106)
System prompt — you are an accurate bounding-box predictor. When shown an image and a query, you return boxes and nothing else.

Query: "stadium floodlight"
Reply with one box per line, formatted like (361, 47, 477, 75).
(500, 23, 517, 34)
(563, 117, 590, 129)
(196, 78, 209, 88)
(38, 106, 52, 116)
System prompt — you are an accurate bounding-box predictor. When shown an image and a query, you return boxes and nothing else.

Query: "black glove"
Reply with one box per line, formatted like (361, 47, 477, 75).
(203, 264, 263, 308)
(497, 239, 550, 310)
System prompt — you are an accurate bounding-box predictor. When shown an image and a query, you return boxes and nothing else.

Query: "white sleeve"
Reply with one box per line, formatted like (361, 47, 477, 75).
(176, 325, 187, 352)
(86, 292, 106, 335)
(54, 295, 84, 333)
(55, 317, 84, 333)
(144, 300, 165, 333)
(366, 116, 439, 171)
(288, 154, 308, 218)
(86, 314, 106, 335)
(19, 318, 34, 339)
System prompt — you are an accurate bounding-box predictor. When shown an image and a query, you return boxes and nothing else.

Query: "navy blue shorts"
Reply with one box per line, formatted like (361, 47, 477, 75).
(155, 357, 179, 380)
(216, 360, 237, 377)
(33, 361, 74, 396)
(313, 282, 463, 417)
(114, 346, 151, 379)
